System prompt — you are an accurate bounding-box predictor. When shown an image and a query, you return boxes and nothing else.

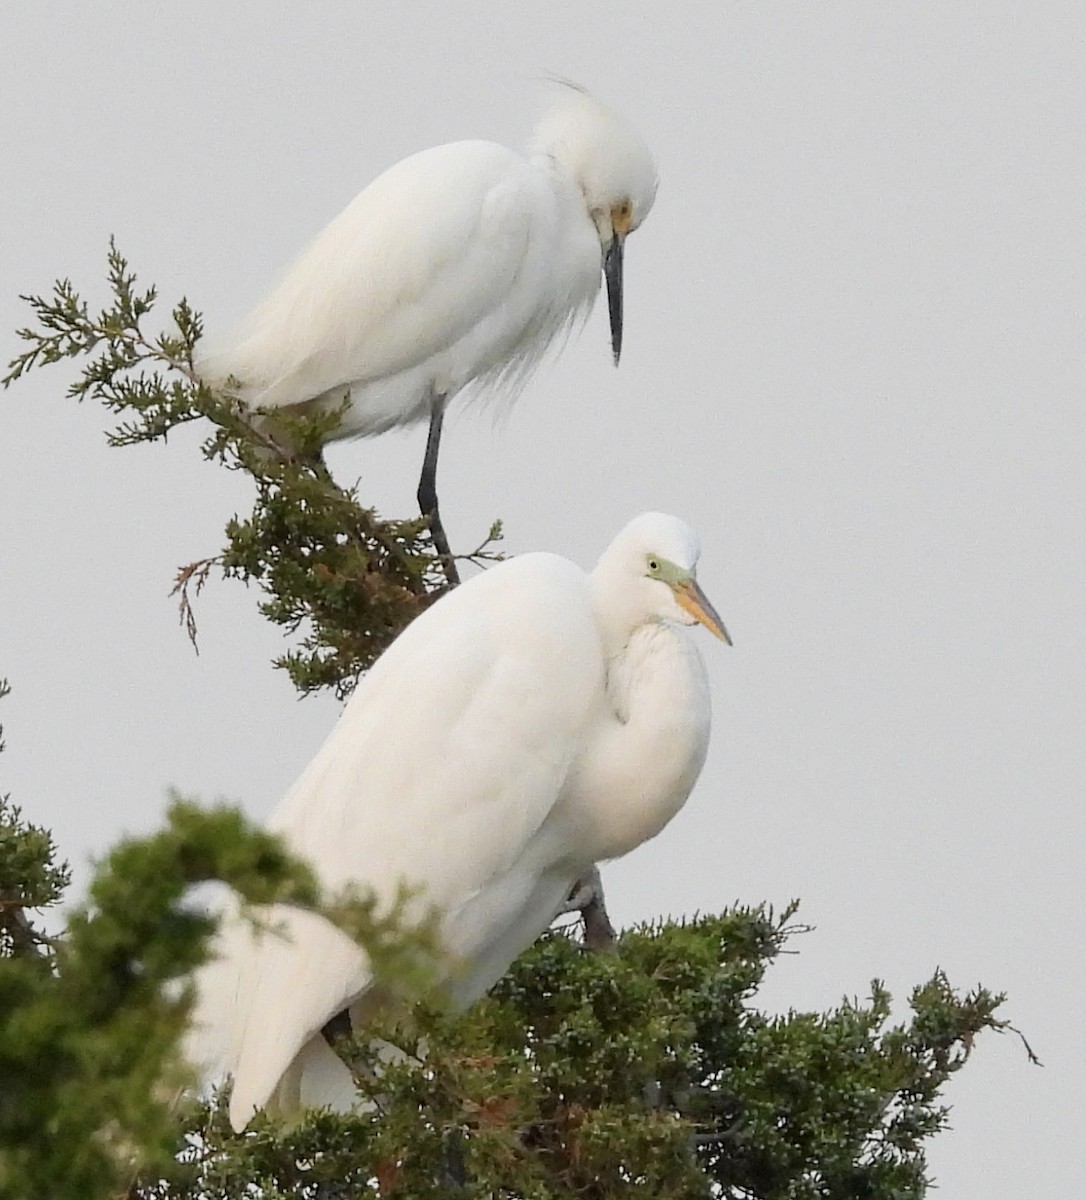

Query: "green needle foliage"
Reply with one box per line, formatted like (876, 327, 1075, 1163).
(131, 908, 1018, 1200)
(0, 679, 70, 963)
(0, 687, 438, 1200)
(2, 251, 1034, 1197)
(4, 243, 501, 698)
(0, 798, 318, 1200)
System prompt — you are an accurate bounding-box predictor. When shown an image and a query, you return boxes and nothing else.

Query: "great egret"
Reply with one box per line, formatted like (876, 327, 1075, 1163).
(196, 85, 658, 581)
(185, 512, 729, 1131)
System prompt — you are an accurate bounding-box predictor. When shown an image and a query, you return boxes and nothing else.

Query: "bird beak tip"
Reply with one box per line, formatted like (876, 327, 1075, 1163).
(675, 580, 731, 646)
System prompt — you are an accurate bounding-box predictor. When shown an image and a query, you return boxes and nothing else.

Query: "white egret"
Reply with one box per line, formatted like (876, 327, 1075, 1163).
(196, 85, 658, 580)
(185, 512, 729, 1131)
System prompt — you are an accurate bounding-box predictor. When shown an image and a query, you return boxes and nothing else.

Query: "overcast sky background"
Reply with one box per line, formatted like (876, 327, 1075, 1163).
(2, 4, 1082, 1193)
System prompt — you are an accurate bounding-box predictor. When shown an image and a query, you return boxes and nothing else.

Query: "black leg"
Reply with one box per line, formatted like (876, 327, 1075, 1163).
(559, 866, 617, 951)
(321, 1007, 353, 1049)
(418, 396, 460, 587)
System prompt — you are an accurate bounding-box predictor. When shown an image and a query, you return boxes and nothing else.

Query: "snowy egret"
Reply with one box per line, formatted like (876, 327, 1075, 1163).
(197, 85, 657, 580)
(186, 512, 729, 1130)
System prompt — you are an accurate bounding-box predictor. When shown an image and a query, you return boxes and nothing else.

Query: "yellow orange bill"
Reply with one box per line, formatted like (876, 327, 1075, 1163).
(675, 579, 732, 645)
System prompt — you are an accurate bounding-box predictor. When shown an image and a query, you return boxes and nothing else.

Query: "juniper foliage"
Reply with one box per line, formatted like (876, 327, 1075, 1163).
(1, 252, 1032, 1198)
(0, 679, 70, 963)
(3, 243, 501, 698)
(0, 685, 442, 1200)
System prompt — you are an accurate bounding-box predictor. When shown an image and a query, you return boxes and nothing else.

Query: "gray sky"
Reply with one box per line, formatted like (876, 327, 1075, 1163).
(2, 3, 1082, 1192)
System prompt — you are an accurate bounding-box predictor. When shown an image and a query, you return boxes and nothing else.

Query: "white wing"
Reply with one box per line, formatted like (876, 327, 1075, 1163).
(198, 140, 556, 411)
(218, 552, 605, 1122)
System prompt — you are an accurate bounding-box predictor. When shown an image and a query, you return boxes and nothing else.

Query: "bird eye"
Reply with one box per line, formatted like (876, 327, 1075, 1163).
(648, 558, 659, 572)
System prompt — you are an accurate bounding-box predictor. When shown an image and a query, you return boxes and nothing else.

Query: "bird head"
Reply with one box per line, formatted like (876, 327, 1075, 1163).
(531, 84, 658, 364)
(594, 513, 731, 647)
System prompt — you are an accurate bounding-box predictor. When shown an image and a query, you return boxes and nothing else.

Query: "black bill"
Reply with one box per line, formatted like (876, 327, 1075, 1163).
(604, 234, 625, 365)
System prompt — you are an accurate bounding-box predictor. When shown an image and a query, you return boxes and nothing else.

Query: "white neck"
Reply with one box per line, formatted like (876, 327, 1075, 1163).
(560, 622, 712, 866)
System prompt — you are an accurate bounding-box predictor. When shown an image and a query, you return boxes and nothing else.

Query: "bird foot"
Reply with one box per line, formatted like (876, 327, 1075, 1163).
(559, 865, 617, 952)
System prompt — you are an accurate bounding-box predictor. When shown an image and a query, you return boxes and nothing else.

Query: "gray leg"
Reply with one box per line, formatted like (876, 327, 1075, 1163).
(418, 396, 460, 587)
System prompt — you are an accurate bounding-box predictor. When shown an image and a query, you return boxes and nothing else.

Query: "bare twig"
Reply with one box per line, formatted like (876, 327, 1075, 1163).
(170, 557, 221, 655)
(996, 1019, 1044, 1067)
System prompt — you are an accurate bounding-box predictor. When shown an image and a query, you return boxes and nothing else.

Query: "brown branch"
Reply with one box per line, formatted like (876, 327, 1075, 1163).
(170, 556, 221, 654)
